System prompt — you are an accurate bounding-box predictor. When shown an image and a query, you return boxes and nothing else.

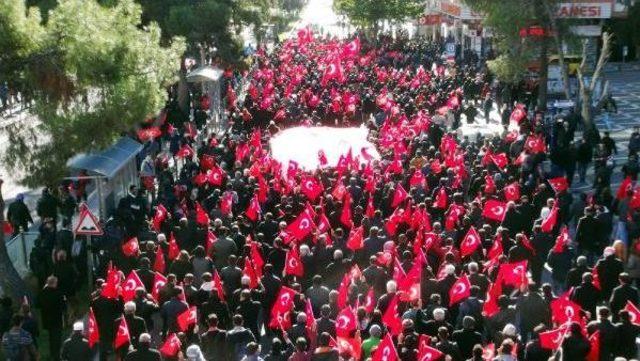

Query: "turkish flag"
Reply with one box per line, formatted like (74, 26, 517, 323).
(526, 135, 546, 154)
(499, 261, 528, 287)
(417, 342, 444, 361)
(460, 226, 481, 258)
(101, 266, 121, 299)
(235, 143, 250, 162)
(551, 294, 582, 325)
(304, 298, 316, 330)
(586, 330, 600, 361)
(449, 274, 471, 306)
(206, 230, 217, 255)
(504, 182, 521, 202)
(114, 316, 130, 349)
(541, 205, 558, 233)
(301, 176, 324, 201)
(372, 334, 398, 361)
(346, 226, 364, 251)
(434, 188, 448, 209)
(552, 226, 571, 253)
(391, 184, 408, 208)
(177, 306, 197, 331)
(121, 237, 140, 257)
(332, 181, 347, 201)
(548, 177, 569, 194)
(136, 126, 162, 142)
(617, 176, 634, 200)
(341, 37, 361, 58)
(365, 196, 375, 218)
(245, 195, 261, 222)
(364, 288, 376, 313)
(317, 212, 332, 234)
(409, 169, 425, 188)
(336, 307, 357, 337)
(168, 233, 180, 260)
(269, 287, 297, 330)
(509, 106, 526, 123)
(624, 301, 640, 325)
(340, 193, 353, 228)
(212, 270, 225, 302)
(176, 144, 194, 159)
(381, 295, 402, 335)
(151, 272, 167, 302)
(631, 187, 640, 209)
(483, 282, 501, 317)
(242, 258, 259, 289)
(152, 204, 168, 231)
(249, 241, 265, 272)
(195, 202, 209, 226)
(336, 336, 362, 360)
(491, 153, 509, 169)
(482, 199, 507, 222)
(284, 246, 304, 277)
(87, 307, 99, 348)
(151, 247, 165, 275)
(207, 165, 225, 186)
(539, 325, 568, 350)
(160, 333, 182, 357)
(286, 211, 315, 241)
(337, 273, 351, 309)
(318, 150, 328, 167)
(219, 192, 233, 215)
(121, 270, 145, 302)
(200, 154, 216, 170)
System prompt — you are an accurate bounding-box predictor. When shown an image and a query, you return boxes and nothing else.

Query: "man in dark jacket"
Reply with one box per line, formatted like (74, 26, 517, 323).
(614, 310, 640, 359)
(6, 194, 32, 235)
(609, 272, 639, 322)
(597, 248, 626, 303)
(37, 187, 59, 224)
(575, 207, 602, 261)
(200, 314, 228, 361)
(515, 285, 550, 342)
(115, 302, 147, 357)
(451, 316, 482, 360)
(60, 322, 91, 361)
(561, 322, 591, 361)
(124, 333, 161, 361)
(226, 314, 256, 361)
(38, 276, 66, 361)
(571, 273, 600, 319)
(587, 308, 616, 361)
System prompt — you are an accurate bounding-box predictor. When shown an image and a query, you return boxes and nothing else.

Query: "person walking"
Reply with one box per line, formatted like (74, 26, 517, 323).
(1, 315, 38, 361)
(37, 276, 66, 361)
(60, 322, 91, 361)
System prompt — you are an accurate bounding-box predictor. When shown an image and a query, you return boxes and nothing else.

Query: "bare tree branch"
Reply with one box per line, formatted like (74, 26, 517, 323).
(589, 31, 612, 93)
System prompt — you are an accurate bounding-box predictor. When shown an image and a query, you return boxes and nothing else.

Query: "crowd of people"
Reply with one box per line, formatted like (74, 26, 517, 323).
(3, 28, 640, 361)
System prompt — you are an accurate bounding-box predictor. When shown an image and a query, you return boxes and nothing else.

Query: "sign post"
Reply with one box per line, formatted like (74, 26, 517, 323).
(74, 203, 103, 291)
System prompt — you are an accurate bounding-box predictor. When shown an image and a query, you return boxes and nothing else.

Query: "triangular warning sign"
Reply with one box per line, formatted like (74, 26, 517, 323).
(74, 203, 103, 236)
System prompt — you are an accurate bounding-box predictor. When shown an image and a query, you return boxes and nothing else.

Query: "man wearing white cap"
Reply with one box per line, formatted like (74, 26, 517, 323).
(60, 321, 91, 361)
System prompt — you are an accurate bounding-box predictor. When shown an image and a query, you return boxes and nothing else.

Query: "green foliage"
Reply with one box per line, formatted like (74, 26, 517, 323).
(334, 0, 422, 30)
(1, 0, 185, 187)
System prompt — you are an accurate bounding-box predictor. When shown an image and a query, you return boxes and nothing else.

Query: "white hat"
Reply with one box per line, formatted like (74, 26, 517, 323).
(73, 322, 84, 331)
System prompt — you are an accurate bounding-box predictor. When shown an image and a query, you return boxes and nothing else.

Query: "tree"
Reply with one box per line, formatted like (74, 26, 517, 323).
(577, 32, 613, 140)
(464, 0, 570, 109)
(1, 0, 185, 188)
(334, 0, 422, 33)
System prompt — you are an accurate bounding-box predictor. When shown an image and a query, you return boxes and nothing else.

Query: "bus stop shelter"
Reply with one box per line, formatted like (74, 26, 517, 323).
(66, 137, 143, 219)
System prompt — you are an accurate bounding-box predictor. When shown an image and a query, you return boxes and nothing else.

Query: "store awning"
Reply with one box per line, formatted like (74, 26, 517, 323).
(66, 137, 143, 178)
(186, 66, 224, 83)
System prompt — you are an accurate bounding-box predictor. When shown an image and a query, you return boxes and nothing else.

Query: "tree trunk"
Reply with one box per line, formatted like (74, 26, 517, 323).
(0, 185, 31, 302)
(537, 37, 549, 110)
(177, 55, 190, 115)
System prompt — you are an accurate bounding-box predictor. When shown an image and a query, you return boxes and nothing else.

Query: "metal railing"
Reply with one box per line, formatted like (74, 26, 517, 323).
(5, 232, 38, 278)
